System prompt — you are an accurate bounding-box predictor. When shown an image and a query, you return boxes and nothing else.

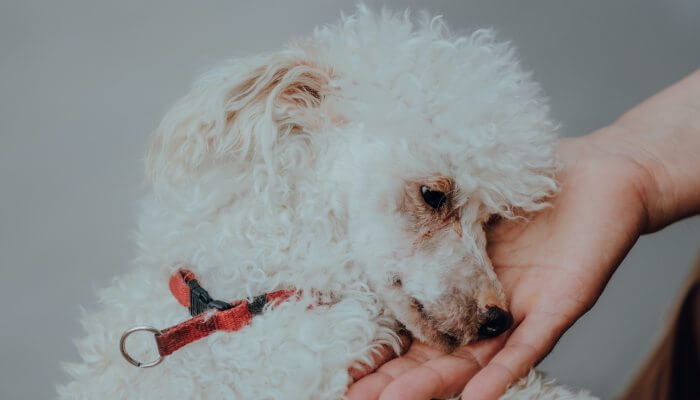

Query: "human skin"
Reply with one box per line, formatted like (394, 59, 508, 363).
(347, 69, 700, 400)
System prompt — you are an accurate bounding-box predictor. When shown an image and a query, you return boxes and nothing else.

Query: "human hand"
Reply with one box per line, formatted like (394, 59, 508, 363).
(347, 133, 655, 399)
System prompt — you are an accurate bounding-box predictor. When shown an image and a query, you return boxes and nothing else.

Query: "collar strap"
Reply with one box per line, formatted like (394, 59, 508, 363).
(168, 269, 234, 316)
(120, 268, 297, 368)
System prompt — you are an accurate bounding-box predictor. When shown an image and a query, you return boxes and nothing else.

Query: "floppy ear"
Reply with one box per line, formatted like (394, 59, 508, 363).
(146, 52, 332, 182)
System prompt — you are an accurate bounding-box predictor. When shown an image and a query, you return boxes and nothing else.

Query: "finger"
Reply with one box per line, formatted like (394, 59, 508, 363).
(347, 356, 424, 400)
(380, 335, 506, 400)
(347, 340, 444, 400)
(461, 312, 568, 400)
(346, 370, 394, 400)
(377, 340, 446, 376)
(348, 346, 396, 382)
(349, 332, 412, 381)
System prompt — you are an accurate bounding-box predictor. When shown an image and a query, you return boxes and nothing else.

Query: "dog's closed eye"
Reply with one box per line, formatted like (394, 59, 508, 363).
(420, 185, 447, 210)
(483, 214, 501, 230)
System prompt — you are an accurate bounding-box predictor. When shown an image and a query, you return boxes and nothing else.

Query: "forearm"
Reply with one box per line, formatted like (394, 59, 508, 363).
(587, 69, 700, 232)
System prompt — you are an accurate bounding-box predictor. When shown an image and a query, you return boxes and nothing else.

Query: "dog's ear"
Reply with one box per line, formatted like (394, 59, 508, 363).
(146, 53, 333, 182)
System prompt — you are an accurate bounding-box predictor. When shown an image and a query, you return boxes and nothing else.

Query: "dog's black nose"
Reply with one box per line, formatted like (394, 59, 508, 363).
(478, 306, 513, 338)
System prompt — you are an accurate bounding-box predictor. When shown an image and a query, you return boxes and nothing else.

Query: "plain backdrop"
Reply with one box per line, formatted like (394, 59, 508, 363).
(1, 1, 699, 398)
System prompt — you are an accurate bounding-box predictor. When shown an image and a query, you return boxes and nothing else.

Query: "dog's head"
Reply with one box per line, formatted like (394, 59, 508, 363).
(146, 10, 557, 352)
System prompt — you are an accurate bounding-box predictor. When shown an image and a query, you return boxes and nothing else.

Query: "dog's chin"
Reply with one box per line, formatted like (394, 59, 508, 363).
(396, 298, 477, 353)
(402, 319, 474, 353)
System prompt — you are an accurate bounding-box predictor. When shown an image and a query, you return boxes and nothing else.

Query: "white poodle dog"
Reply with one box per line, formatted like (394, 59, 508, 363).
(59, 7, 596, 400)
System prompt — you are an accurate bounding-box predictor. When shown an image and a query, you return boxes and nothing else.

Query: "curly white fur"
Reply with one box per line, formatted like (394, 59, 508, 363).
(59, 6, 596, 399)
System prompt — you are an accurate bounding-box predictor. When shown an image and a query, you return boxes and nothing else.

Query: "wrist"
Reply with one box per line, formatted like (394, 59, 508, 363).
(583, 124, 667, 233)
(582, 70, 700, 232)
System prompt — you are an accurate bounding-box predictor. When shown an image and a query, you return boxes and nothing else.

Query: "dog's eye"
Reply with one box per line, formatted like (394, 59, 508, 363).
(420, 185, 447, 210)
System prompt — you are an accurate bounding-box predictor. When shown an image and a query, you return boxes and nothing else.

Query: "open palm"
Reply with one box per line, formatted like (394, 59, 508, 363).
(347, 134, 651, 399)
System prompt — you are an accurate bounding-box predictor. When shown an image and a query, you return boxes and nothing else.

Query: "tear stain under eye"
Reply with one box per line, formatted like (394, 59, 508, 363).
(452, 218, 463, 237)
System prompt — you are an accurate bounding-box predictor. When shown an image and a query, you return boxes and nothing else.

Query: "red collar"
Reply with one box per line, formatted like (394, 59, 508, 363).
(120, 268, 297, 368)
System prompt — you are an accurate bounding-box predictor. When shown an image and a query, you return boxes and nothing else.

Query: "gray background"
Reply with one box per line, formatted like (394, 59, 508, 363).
(1, 1, 699, 398)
